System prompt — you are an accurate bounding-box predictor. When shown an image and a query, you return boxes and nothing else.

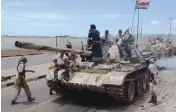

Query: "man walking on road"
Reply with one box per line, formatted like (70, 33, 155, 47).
(11, 56, 35, 105)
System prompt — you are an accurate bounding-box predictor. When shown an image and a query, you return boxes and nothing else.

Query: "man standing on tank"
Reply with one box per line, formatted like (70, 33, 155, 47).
(117, 29, 132, 60)
(101, 30, 111, 45)
(88, 24, 103, 63)
(116, 29, 124, 60)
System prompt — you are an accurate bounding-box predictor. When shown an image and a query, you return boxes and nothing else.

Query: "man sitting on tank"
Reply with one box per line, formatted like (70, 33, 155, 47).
(49, 52, 69, 80)
(84, 38, 93, 61)
(65, 42, 77, 63)
(48, 52, 69, 95)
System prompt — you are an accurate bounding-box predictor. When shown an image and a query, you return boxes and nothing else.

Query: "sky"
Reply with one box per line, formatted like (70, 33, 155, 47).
(1, 0, 176, 36)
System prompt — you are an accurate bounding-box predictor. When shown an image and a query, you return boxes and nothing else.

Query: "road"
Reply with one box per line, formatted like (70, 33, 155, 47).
(2, 77, 150, 112)
(2, 79, 58, 112)
(1, 53, 55, 70)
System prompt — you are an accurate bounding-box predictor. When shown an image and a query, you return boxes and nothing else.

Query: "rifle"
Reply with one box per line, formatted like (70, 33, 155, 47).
(81, 41, 84, 50)
(1, 75, 16, 82)
(80, 41, 86, 62)
(123, 27, 131, 35)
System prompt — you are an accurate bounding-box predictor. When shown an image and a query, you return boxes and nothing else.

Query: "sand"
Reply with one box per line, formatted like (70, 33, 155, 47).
(134, 70, 176, 112)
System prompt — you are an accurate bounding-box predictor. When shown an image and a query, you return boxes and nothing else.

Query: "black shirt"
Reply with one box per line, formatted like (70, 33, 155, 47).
(88, 29, 100, 41)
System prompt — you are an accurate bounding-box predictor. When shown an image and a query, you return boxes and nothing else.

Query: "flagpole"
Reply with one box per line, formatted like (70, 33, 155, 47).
(136, 0, 140, 47)
(131, 6, 136, 34)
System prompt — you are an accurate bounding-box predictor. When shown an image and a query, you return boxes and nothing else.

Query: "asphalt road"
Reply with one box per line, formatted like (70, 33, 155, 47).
(1, 79, 59, 112)
(1, 53, 55, 70)
(1, 78, 150, 112)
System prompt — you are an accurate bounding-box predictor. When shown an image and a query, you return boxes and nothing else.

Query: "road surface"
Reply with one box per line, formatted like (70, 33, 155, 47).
(1, 53, 55, 70)
(1, 78, 150, 112)
(2, 79, 58, 112)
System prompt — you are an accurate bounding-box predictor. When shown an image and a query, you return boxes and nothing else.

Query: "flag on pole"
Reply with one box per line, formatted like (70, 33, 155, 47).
(135, 1, 150, 9)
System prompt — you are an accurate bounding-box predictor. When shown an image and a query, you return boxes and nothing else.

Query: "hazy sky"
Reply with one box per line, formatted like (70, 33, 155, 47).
(2, 0, 176, 36)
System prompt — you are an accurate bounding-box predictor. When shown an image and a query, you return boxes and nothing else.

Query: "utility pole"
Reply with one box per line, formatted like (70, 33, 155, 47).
(56, 36, 58, 54)
(136, 7, 140, 46)
(165, 17, 176, 37)
(140, 26, 142, 38)
(133, 27, 136, 35)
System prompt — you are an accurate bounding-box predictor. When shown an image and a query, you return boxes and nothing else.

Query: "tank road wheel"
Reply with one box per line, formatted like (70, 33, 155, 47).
(136, 77, 143, 94)
(126, 81, 135, 102)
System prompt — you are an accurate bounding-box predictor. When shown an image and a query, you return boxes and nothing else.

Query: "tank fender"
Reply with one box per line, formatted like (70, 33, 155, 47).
(102, 71, 129, 86)
(67, 71, 129, 87)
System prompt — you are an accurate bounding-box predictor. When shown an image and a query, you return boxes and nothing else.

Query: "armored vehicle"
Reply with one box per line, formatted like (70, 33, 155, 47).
(142, 37, 176, 61)
(15, 41, 148, 104)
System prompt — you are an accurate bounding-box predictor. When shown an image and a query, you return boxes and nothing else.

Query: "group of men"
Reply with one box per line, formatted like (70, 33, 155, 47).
(11, 24, 159, 106)
(88, 24, 134, 62)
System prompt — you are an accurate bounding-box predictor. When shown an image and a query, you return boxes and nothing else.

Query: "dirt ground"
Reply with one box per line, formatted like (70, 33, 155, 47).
(134, 70, 176, 112)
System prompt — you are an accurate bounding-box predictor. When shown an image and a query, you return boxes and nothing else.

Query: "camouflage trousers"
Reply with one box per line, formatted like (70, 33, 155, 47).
(12, 78, 31, 101)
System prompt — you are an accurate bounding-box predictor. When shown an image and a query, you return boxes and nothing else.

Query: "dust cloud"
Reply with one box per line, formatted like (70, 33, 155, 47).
(155, 56, 176, 70)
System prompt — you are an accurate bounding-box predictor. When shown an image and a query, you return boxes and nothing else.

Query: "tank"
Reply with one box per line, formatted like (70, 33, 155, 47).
(142, 37, 175, 61)
(15, 41, 148, 104)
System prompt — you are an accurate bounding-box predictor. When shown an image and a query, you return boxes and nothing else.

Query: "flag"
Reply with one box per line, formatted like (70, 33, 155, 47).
(135, 1, 150, 9)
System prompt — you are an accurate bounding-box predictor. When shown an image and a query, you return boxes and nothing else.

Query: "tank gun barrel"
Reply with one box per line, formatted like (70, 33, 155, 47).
(15, 41, 92, 56)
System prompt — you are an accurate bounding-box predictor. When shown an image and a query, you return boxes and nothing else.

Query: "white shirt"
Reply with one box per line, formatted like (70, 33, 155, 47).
(17, 62, 25, 73)
(57, 54, 68, 65)
(148, 64, 159, 77)
(116, 34, 127, 46)
(117, 38, 122, 46)
(16, 62, 25, 78)
(102, 35, 114, 42)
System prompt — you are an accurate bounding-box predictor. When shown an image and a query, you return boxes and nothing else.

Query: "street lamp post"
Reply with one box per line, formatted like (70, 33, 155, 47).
(165, 17, 176, 37)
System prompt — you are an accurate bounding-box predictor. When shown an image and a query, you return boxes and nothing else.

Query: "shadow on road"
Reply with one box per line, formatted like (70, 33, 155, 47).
(51, 91, 132, 111)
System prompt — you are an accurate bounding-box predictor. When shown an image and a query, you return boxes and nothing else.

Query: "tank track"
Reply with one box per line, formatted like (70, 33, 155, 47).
(106, 68, 149, 104)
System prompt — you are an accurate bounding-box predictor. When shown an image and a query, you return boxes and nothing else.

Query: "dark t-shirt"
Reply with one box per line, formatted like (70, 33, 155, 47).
(88, 29, 100, 41)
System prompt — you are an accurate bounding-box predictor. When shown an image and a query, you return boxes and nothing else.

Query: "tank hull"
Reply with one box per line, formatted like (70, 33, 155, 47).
(48, 62, 149, 104)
